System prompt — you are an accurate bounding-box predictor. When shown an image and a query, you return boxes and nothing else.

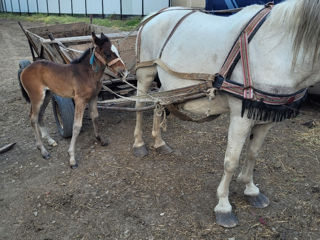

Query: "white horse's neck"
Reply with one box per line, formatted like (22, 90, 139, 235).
(266, 0, 320, 90)
(245, 0, 320, 93)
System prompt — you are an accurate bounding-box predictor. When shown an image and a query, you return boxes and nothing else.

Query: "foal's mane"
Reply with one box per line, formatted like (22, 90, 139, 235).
(288, 0, 320, 68)
(71, 48, 91, 64)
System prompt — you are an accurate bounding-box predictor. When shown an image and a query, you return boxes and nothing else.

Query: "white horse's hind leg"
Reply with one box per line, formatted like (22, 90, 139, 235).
(215, 110, 253, 228)
(133, 66, 157, 157)
(238, 123, 274, 208)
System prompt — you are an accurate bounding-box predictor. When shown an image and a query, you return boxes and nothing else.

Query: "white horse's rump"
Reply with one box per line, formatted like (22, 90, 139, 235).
(133, 0, 320, 228)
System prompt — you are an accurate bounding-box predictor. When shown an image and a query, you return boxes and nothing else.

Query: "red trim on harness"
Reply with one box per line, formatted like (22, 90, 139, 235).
(214, 4, 307, 107)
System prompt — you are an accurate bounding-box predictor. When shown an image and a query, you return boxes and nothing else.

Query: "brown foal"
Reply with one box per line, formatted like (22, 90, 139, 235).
(19, 32, 127, 168)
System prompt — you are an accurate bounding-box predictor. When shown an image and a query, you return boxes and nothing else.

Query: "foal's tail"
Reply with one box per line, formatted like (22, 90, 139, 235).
(18, 67, 30, 103)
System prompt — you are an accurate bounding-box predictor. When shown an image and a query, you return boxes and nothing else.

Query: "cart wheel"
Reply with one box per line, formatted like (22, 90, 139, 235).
(51, 95, 75, 138)
(19, 60, 31, 69)
(18, 60, 31, 80)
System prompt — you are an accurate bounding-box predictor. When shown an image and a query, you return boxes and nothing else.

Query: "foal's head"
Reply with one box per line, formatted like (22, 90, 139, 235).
(92, 32, 127, 77)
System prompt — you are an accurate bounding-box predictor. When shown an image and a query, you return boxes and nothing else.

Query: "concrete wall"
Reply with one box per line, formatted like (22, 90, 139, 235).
(171, 0, 205, 8)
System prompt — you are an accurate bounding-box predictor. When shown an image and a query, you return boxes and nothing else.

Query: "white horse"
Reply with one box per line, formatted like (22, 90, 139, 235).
(133, 0, 320, 227)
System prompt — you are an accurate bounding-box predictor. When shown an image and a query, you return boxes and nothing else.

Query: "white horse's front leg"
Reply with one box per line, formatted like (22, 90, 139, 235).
(133, 67, 157, 157)
(238, 123, 274, 208)
(151, 106, 173, 154)
(215, 114, 253, 228)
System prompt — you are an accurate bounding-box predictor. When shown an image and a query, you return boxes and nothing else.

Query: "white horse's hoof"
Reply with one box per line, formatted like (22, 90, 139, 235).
(133, 145, 148, 158)
(41, 151, 51, 159)
(70, 163, 78, 169)
(215, 211, 239, 228)
(246, 193, 270, 208)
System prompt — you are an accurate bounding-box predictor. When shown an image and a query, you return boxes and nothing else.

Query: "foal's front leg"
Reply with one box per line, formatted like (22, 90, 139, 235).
(215, 114, 253, 228)
(68, 99, 86, 168)
(237, 123, 274, 208)
(89, 97, 108, 146)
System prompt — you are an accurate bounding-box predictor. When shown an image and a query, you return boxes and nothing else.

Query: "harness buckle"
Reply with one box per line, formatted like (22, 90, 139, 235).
(213, 73, 225, 89)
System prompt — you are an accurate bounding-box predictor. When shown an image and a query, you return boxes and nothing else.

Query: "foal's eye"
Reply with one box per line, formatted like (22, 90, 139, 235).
(104, 51, 111, 58)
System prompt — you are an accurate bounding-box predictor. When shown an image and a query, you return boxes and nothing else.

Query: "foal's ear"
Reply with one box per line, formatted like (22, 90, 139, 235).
(92, 32, 100, 45)
(101, 32, 107, 39)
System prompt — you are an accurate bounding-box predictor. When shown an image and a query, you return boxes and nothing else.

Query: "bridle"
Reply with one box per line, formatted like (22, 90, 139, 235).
(90, 46, 122, 72)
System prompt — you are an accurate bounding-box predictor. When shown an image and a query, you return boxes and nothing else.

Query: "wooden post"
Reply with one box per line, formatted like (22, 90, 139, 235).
(90, 14, 93, 24)
(26, 0, 29, 14)
(46, 0, 49, 15)
(71, 0, 73, 16)
(36, 0, 39, 13)
(120, 0, 122, 20)
(0, 0, 4, 12)
(18, 0, 21, 15)
(141, 0, 144, 16)
(101, 0, 104, 18)
(58, 0, 60, 15)
(10, 0, 13, 13)
(3, 0, 7, 12)
(85, 0, 87, 16)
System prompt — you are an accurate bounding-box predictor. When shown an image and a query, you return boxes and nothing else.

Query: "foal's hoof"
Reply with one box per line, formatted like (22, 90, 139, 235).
(96, 136, 108, 146)
(42, 152, 51, 159)
(155, 143, 173, 155)
(215, 211, 239, 228)
(246, 193, 270, 208)
(133, 145, 148, 158)
(70, 163, 79, 169)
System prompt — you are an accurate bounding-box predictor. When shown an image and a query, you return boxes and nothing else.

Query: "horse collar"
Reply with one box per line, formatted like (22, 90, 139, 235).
(213, 4, 307, 121)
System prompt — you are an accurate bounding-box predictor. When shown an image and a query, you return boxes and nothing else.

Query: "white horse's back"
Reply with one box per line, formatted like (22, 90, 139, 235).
(139, 5, 262, 74)
(138, 3, 298, 93)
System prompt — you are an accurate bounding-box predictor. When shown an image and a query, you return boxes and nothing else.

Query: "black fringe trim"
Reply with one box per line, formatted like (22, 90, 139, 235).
(241, 94, 307, 122)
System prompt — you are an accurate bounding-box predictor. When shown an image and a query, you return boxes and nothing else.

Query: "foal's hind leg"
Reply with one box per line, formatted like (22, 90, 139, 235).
(133, 66, 157, 157)
(29, 94, 50, 159)
(68, 98, 86, 168)
(237, 123, 274, 208)
(89, 97, 108, 146)
(38, 91, 57, 147)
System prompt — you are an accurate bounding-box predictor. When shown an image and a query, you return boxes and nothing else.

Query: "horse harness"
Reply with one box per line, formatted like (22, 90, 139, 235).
(136, 3, 307, 122)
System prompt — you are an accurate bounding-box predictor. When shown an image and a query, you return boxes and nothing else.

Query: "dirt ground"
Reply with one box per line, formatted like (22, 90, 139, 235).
(0, 19, 319, 240)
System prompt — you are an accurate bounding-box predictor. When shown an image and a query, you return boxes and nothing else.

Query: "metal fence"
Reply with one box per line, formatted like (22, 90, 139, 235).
(0, 0, 172, 17)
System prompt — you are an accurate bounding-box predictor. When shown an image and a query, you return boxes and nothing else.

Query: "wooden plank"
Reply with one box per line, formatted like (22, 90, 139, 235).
(27, 22, 90, 39)
(41, 32, 137, 45)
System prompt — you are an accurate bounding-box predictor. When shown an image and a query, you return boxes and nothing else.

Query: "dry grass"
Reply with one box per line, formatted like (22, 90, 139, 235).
(295, 122, 320, 147)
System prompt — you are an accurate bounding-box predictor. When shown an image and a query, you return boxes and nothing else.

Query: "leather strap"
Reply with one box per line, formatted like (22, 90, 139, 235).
(159, 10, 196, 59)
(167, 104, 220, 123)
(107, 57, 121, 67)
(94, 51, 107, 66)
(136, 58, 216, 81)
